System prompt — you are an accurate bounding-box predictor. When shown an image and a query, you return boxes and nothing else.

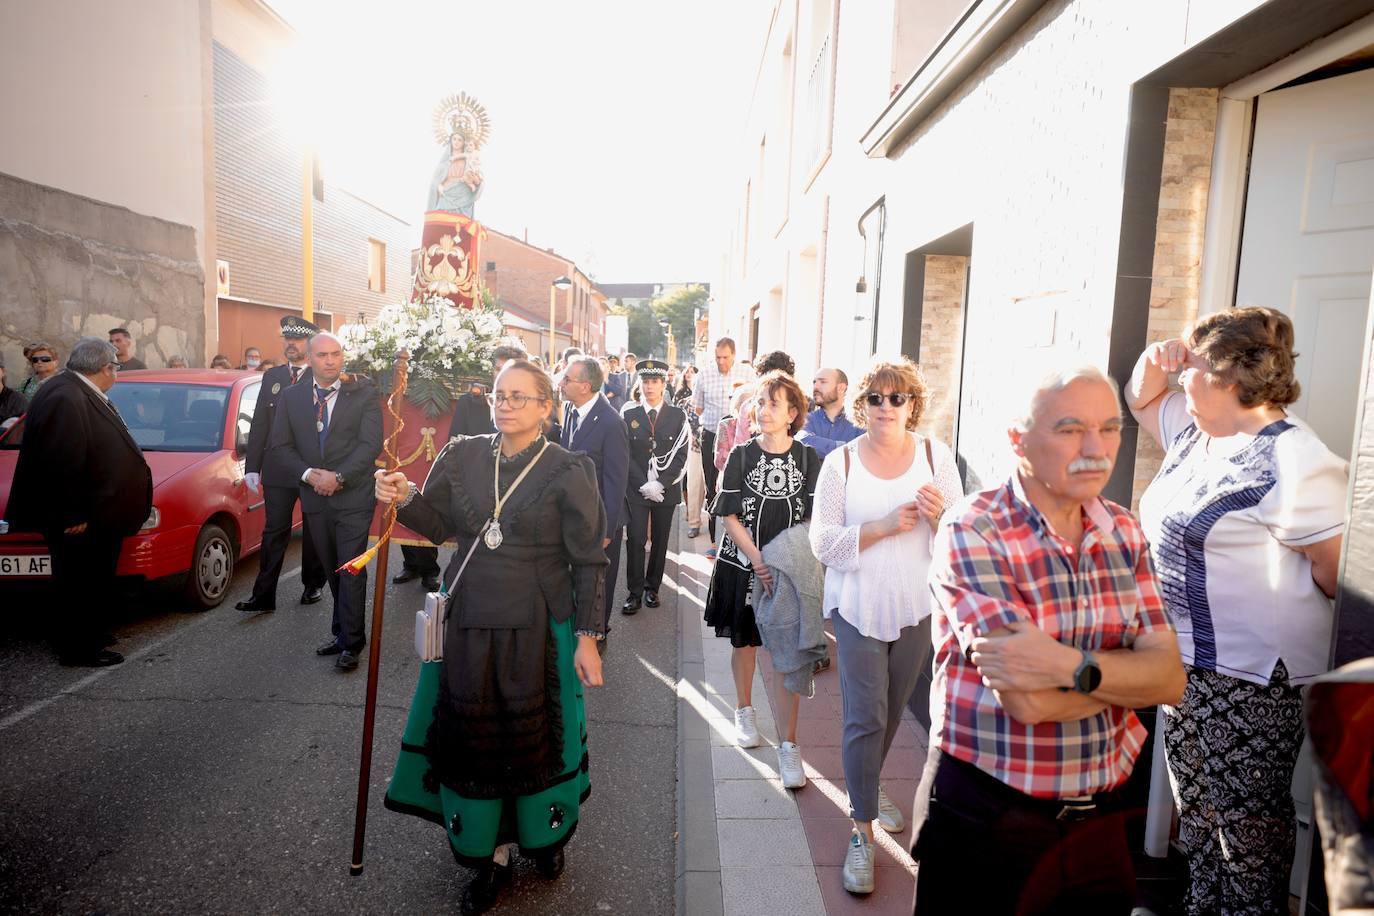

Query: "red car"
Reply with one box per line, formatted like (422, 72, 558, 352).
(0, 369, 295, 609)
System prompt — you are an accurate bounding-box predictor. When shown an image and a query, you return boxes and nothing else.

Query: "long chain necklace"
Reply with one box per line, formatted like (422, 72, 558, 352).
(484, 436, 551, 550)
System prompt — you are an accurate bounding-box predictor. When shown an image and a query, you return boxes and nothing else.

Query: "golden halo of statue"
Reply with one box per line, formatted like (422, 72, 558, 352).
(432, 93, 492, 150)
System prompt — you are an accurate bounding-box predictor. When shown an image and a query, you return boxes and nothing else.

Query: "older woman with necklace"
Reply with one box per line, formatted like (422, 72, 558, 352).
(375, 359, 608, 916)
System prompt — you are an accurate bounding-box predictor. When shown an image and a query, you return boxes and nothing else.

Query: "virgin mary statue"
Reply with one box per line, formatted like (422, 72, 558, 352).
(426, 94, 490, 217)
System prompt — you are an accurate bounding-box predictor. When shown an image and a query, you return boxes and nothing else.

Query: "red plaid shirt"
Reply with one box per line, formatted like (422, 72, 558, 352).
(929, 473, 1171, 798)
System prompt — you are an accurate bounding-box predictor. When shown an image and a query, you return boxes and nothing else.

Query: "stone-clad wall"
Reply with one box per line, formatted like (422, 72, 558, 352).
(0, 171, 204, 373)
(917, 255, 968, 447)
(1131, 88, 1219, 504)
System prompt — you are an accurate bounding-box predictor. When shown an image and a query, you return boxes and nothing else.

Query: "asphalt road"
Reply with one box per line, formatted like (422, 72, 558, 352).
(0, 527, 680, 915)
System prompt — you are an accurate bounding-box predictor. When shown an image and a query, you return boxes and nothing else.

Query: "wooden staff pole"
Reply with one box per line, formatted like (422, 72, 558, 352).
(349, 350, 410, 876)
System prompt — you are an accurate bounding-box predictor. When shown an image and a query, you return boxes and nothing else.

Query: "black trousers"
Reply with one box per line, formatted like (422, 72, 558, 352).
(911, 749, 1135, 916)
(306, 503, 373, 652)
(603, 524, 624, 631)
(699, 429, 718, 542)
(46, 528, 123, 658)
(399, 544, 440, 577)
(251, 484, 326, 604)
(625, 499, 675, 596)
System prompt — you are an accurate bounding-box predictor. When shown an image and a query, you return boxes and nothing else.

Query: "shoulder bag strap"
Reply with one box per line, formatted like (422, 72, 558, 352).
(925, 436, 934, 474)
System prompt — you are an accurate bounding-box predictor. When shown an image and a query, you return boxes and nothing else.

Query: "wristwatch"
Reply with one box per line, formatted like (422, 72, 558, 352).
(1071, 650, 1102, 694)
(334, 471, 346, 488)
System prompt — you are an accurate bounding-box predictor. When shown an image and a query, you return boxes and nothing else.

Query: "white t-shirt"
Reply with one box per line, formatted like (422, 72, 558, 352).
(1137, 392, 1348, 686)
(809, 433, 964, 642)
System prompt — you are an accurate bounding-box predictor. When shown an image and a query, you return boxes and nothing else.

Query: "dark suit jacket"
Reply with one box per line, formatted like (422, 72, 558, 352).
(244, 362, 312, 482)
(603, 370, 629, 414)
(563, 393, 630, 537)
(265, 375, 382, 514)
(623, 400, 690, 507)
(445, 389, 496, 439)
(6, 371, 152, 537)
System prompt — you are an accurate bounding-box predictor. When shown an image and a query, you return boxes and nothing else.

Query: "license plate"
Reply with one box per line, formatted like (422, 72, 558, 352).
(0, 554, 51, 576)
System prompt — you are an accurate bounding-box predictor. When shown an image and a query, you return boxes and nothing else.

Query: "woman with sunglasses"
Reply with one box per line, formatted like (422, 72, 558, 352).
(808, 357, 964, 895)
(20, 342, 60, 398)
(374, 359, 609, 915)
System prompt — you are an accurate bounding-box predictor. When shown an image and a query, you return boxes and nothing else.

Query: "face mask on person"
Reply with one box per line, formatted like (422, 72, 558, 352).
(246, 357, 261, 369)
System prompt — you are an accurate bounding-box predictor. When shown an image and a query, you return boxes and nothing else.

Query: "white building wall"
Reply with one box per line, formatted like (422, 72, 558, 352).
(0, 0, 208, 235)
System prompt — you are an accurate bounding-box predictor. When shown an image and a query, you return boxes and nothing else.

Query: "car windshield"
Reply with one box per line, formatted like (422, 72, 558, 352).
(108, 383, 229, 452)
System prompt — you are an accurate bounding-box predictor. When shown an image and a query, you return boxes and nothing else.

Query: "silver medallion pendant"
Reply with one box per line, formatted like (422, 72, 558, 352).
(483, 520, 503, 550)
(316, 420, 325, 433)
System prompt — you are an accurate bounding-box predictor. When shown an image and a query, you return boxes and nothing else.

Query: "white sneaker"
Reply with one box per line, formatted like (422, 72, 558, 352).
(842, 829, 875, 894)
(777, 741, 806, 789)
(734, 706, 760, 748)
(877, 783, 905, 833)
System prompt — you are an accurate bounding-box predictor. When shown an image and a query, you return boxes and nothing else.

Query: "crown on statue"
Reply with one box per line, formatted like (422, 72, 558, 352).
(433, 92, 491, 150)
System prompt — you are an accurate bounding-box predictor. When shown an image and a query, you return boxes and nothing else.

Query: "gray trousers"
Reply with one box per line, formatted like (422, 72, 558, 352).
(833, 611, 931, 822)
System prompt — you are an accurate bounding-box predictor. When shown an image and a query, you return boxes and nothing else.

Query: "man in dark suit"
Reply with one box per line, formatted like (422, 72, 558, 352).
(266, 331, 382, 671)
(236, 316, 327, 613)
(621, 359, 690, 614)
(6, 337, 152, 666)
(603, 354, 628, 413)
(558, 354, 630, 632)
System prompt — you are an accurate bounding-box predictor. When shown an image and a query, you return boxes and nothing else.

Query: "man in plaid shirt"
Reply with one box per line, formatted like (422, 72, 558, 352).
(911, 366, 1184, 915)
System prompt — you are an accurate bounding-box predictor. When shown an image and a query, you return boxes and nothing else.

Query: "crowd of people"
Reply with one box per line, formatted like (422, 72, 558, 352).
(3, 305, 1350, 915)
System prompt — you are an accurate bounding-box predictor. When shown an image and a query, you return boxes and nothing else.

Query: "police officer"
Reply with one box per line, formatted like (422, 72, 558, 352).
(621, 359, 690, 613)
(236, 316, 327, 613)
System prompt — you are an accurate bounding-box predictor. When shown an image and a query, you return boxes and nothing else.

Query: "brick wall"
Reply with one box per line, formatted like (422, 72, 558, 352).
(211, 42, 412, 335)
(482, 230, 601, 353)
(1131, 87, 1219, 503)
(917, 255, 967, 446)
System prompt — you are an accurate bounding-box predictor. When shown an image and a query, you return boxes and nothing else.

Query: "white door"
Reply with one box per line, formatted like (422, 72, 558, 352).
(1234, 67, 1374, 459)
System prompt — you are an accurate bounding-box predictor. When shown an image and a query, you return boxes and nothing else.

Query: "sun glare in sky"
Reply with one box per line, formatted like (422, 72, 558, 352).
(267, 0, 769, 283)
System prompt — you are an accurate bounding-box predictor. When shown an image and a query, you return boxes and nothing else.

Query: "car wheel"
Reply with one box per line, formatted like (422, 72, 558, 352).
(183, 523, 234, 611)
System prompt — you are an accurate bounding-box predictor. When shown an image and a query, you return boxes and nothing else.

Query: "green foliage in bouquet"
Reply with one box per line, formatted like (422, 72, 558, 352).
(337, 294, 509, 418)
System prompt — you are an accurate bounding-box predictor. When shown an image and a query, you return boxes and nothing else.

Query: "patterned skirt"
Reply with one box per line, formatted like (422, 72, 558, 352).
(384, 614, 591, 866)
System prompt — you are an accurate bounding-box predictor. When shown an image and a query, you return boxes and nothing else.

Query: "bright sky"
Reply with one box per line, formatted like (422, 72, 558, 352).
(267, 0, 770, 284)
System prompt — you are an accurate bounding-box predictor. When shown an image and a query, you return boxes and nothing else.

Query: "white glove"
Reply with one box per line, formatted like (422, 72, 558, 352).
(639, 480, 665, 503)
(244, 472, 261, 494)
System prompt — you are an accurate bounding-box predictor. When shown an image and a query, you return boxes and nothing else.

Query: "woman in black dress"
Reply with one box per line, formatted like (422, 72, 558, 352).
(374, 359, 607, 915)
(703, 371, 819, 785)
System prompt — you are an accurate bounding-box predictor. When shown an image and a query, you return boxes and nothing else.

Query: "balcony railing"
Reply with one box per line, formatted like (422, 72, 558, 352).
(802, 34, 831, 173)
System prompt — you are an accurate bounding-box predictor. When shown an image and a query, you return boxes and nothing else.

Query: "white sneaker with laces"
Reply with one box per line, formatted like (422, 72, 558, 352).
(877, 783, 905, 833)
(734, 705, 760, 748)
(842, 829, 875, 894)
(777, 741, 806, 788)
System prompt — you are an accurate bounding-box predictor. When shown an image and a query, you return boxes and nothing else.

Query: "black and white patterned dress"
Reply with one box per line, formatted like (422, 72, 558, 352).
(703, 439, 819, 648)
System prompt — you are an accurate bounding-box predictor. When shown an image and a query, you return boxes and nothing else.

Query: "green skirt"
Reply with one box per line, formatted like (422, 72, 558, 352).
(384, 613, 591, 867)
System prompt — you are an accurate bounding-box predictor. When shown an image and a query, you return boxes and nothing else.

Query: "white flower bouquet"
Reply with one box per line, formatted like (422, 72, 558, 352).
(337, 294, 510, 417)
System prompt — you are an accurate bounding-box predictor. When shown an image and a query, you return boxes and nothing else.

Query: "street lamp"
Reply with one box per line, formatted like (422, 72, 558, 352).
(550, 275, 573, 365)
(659, 319, 676, 366)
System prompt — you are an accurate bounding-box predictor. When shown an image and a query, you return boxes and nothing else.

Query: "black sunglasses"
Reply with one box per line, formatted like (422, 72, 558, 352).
(29, 355, 54, 364)
(864, 392, 913, 408)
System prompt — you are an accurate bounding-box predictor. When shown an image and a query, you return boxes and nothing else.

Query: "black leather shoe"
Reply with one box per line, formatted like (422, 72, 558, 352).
(391, 568, 420, 584)
(422, 575, 441, 592)
(461, 862, 512, 915)
(621, 594, 641, 615)
(236, 597, 275, 613)
(300, 587, 324, 605)
(316, 639, 343, 656)
(687, 527, 700, 538)
(644, 590, 661, 608)
(335, 650, 360, 671)
(60, 649, 124, 667)
(534, 848, 565, 879)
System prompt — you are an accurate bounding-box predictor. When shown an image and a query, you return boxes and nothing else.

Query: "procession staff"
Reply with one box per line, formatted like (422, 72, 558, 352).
(237, 316, 327, 614)
(621, 359, 690, 614)
(374, 359, 607, 916)
(265, 332, 382, 671)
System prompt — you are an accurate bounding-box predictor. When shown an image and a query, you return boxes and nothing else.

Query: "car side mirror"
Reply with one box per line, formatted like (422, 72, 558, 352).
(234, 427, 248, 458)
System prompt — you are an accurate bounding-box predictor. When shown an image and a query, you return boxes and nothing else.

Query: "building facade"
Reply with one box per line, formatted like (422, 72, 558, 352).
(0, 0, 416, 371)
(481, 228, 606, 359)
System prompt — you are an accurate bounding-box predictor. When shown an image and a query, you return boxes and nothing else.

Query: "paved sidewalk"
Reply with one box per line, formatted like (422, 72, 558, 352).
(674, 513, 927, 916)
